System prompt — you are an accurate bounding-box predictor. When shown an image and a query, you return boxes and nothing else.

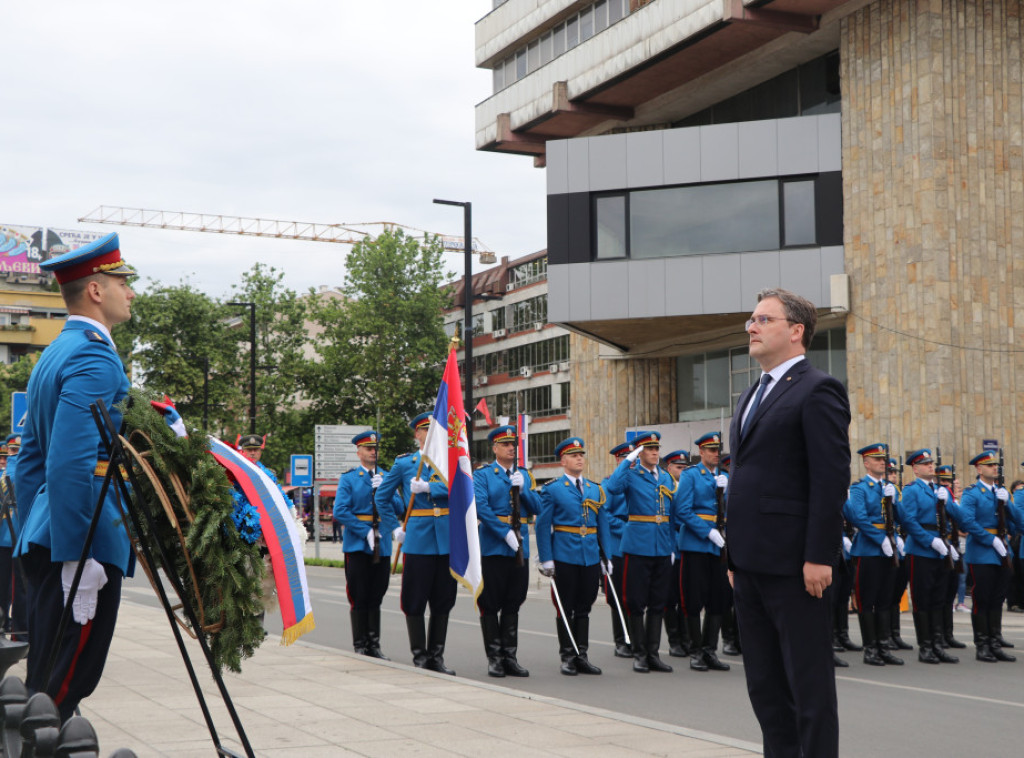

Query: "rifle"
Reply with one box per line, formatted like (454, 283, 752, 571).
(714, 469, 728, 565)
(996, 448, 1013, 572)
(370, 465, 381, 564)
(935, 447, 955, 571)
(949, 455, 964, 573)
(881, 443, 899, 567)
(510, 405, 524, 567)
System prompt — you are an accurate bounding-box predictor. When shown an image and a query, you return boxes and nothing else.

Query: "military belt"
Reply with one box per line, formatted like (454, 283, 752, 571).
(94, 460, 129, 479)
(921, 524, 939, 531)
(355, 515, 374, 522)
(554, 525, 596, 536)
(696, 513, 719, 522)
(871, 522, 885, 528)
(629, 514, 667, 524)
(497, 515, 512, 524)
(985, 527, 998, 535)
(410, 507, 449, 517)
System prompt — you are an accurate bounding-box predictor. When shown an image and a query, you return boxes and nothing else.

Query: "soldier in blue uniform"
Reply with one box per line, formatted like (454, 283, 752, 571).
(0, 434, 26, 640)
(845, 444, 904, 665)
(898, 449, 959, 663)
(661, 449, 690, 658)
(13, 233, 136, 721)
(605, 430, 678, 673)
(334, 430, 400, 659)
(673, 432, 731, 672)
(473, 424, 541, 677)
(935, 465, 966, 651)
(960, 451, 1016, 662)
(377, 412, 457, 675)
(602, 442, 633, 658)
(882, 457, 914, 653)
(536, 437, 613, 675)
(716, 451, 741, 657)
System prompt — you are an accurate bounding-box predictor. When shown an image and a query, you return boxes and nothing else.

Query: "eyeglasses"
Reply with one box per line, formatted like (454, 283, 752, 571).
(745, 315, 792, 330)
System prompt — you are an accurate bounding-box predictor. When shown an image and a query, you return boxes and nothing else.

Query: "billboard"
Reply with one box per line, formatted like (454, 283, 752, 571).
(0, 224, 107, 276)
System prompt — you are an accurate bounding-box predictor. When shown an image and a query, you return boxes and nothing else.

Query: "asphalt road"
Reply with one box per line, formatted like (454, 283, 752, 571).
(126, 555, 1024, 756)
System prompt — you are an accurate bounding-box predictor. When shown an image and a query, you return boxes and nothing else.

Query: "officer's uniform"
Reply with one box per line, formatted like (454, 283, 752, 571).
(604, 430, 678, 673)
(673, 432, 731, 672)
(536, 437, 613, 675)
(0, 435, 26, 638)
(960, 451, 1016, 662)
(13, 234, 135, 721)
(334, 430, 399, 659)
(473, 425, 541, 677)
(845, 444, 902, 665)
(661, 448, 690, 659)
(376, 412, 456, 674)
(935, 466, 966, 651)
(601, 442, 633, 658)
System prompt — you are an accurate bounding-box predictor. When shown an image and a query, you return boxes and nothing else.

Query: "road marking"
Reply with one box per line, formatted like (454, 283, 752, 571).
(837, 675, 1024, 709)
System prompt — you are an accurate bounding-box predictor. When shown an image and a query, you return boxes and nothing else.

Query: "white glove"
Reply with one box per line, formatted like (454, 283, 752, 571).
(600, 559, 613, 576)
(996, 487, 1009, 502)
(509, 470, 525, 488)
(626, 447, 641, 463)
(883, 483, 897, 499)
(61, 559, 108, 625)
(392, 527, 405, 545)
(842, 536, 853, 553)
(366, 529, 376, 551)
(896, 535, 906, 556)
(707, 528, 725, 548)
(937, 487, 949, 502)
(881, 538, 894, 558)
(504, 530, 521, 552)
(671, 552, 676, 565)
(930, 536, 949, 557)
(410, 477, 430, 494)
(993, 537, 1008, 557)
(539, 560, 555, 577)
(371, 473, 383, 489)
(715, 474, 728, 489)
(949, 544, 959, 562)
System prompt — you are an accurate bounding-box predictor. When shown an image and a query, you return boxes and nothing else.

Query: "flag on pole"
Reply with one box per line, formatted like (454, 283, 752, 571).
(517, 413, 529, 468)
(421, 348, 483, 599)
(474, 397, 493, 426)
(209, 437, 315, 645)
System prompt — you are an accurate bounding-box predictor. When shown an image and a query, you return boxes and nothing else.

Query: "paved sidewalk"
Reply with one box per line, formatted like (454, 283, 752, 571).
(6, 599, 761, 757)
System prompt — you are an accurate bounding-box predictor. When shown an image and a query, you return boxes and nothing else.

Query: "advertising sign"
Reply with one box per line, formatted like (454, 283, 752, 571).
(0, 224, 107, 276)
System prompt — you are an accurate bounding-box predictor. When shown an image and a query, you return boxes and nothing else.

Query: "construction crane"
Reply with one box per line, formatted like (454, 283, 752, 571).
(77, 205, 498, 263)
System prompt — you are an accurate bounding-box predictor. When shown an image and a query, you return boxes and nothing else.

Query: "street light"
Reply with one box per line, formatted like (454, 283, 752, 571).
(227, 301, 257, 434)
(432, 198, 474, 452)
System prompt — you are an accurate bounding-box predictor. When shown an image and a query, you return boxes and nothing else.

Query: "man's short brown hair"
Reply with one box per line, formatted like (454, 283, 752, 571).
(757, 287, 817, 349)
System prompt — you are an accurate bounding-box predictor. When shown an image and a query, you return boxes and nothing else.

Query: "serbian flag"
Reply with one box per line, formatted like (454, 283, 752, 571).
(209, 437, 315, 645)
(421, 348, 483, 600)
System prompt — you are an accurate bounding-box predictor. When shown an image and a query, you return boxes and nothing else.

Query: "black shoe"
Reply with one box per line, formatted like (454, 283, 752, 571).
(500, 613, 529, 677)
(973, 613, 998, 662)
(722, 640, 741, 656)
(665, 609, 687, 657)
(833, 652, 849, 667)
(863, 646, 886, 666)
(645, 613, 672, 672)
(629, 616, 648, 673)
(703, 649, 730, 671)
(701, 616, 730, 671)
(690, 651, 709, 671)
(425, 614, 456, 675)
(832, 631, 845, 652)
(572, 617, 601, 674)
(647, 654, 673, 672)
(838, 632, 863, 652)
(557, 617, 578, 675)
(614, 643, 633, 658)
(687, 615, 706, 670)
(917, 644, 940, 664)
(878, 646, 904, 665)
(365, 609, 390, 660)
(575, 655, 602, 675)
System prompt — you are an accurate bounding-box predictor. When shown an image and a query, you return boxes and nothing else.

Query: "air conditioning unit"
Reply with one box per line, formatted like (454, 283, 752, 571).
(520, 367, 533, 378)
(558, 361, 570, 372)
(506, 282, 515, 291)
(533, 322, 543, 331)
(472, 377, 480, 387)
(493, 328, 506, 339)
(549, 364, 559, 373)
(479, 376, 488, 385)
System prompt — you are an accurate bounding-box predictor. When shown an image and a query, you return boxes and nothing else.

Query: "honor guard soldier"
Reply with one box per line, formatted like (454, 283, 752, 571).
(899, 449, 958, 663)
(673, 432, 731, 672)
(605, 430, 678, 673)
(960, 451, 1016, 662)
(845, 444, 904, 665)
(474, 424, 541, 677)
(0, 434, 25, 639)
(602, 442, 633, 658)
(13, 233, 136, 721)
(935, 465, 966, 650)
(662, 449, 691, 658)
(536, 437, 613, 675)
(334, 430, 400, 659)
(377, 412, 457, 675)
(716, 452, 741, 656)
(883, 457, 913, 653)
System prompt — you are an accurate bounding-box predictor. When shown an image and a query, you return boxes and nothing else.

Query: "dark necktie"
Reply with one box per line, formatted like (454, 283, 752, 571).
(741, 373, 773, 439)
(576, 479, 584, 496)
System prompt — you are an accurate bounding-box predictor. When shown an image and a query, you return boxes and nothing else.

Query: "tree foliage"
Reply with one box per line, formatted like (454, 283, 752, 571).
(0, 356, 37, 432)
(305, 229, 452, 464)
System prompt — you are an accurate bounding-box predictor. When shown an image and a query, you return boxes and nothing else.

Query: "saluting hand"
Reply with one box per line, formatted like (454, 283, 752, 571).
(802, 561, 831, 598)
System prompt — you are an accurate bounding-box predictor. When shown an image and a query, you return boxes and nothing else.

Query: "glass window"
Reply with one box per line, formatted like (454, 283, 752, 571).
(491, 307, 506, 331)
(609, 0, 624, 23)
(807, 327, 847, 385)
(594, 194, 627, 259)
(553, 23, 566, 57)
(516, 49, 527, 80)
(493, 65, 504, 92)
(629, 180, 780, 259)
(528, 41, 540, 73)
(677, 349, 731, 421)
(580, 8, 594, 42)
(783, 180, 816, 246)
(504, 57, 515, 87)
(566, 17, 579, 49)
(595, 0, 608, 32)
(540, 32, 553, 66)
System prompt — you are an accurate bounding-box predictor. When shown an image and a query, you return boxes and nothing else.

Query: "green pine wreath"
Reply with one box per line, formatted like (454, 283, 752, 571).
(119, 389, 265, 672)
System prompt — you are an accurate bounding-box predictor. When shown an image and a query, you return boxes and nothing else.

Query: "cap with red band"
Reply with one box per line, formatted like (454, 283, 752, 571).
(41, 232, 136, 284)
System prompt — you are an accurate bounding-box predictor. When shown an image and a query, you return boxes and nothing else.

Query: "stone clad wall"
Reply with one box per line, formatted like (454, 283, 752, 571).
(569, 332, 678, 480)
(842, 0, 1024, 467)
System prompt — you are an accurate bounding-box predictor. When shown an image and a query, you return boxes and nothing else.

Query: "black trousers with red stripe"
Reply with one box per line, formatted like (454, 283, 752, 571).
(344, 551, 390, 611)
(400, 553, 457, 616)
(679, 551, 729, 616)
(0, 546, 27, 635)
(854, 555, 896, 612)
(22, 547, 122, 722)
(622, 553, 670, 616)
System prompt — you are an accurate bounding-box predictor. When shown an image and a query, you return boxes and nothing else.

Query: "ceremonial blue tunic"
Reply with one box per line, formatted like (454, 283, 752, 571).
(604, 458, 678, 557)
(846, 475, 892, 558)
(0, 455, 19, 548)
(334, 466, 400, 556)
(535, 475, 612, 566)
(601, 474, 628, 557)
(960, 481, 1006, 566)
(377, 452, 450, 555)
(473, 464, 540, 558)
(896, 478, 942, 560)
(673, 464, 726, 556)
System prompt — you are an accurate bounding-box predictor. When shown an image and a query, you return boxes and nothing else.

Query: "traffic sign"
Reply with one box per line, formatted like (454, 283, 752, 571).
(314, 424, 370, 481)
(291, 454, 313, 487)
(982, 439, 999, 451)
(11, 392, 26, 434)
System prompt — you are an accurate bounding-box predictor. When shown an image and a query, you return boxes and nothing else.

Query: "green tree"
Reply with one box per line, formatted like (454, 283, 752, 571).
(0, 356, 37, 432)
(113, 281, 244, 436)
(305, 229, 451, 464)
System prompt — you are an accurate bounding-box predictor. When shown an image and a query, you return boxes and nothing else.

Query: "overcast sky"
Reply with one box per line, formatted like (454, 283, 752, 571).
(0, 2, 546, 297)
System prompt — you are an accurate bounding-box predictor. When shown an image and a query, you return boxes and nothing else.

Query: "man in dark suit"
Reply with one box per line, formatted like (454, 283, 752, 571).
(726, 288, 851, 758)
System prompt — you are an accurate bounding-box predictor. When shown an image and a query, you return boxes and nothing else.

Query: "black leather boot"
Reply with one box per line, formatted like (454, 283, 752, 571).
(913, 611, 939, 664)
(481, 615, 505, 677)
(665, 609, 687, 657)
(573, 616, 602, 674)
(364, 608, 389, 660)
(721, 607, 741, 656)
(701, 615, 730, 671)
(629, 615, 649, 673)
(989, 610, 1016, 662)
(836, 608, 862, 651)
(425, 613, 456, 675)
(930, 609, 958, 663)
(990, 608, 1015, 649)
(687, 615, 708, 671)
(406, 615, 428, 668)
(943, 603, 966, 648)
(500, 612, 529, 676)
(350, 609, 369, 655)
(833, 651, 849, 667)
(611, 604, 632, 658)
(973, 613, 997, 662)
(556, 618, 577, 675)
(859, 612, 884, 666)
(875, 611, 904, 665)
(890, 604, 913, 650)
(645, 612, 673, 672)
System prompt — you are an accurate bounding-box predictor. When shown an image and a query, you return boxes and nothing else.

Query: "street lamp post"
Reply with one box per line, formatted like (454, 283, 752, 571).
(432, 199, 474, 453)
(227, 301, 257, 434)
